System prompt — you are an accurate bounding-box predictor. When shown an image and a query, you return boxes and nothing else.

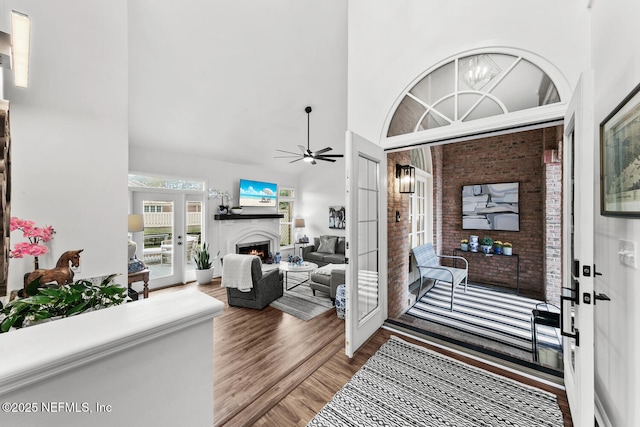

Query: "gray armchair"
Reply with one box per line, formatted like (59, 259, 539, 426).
(224, 255, 283, 309)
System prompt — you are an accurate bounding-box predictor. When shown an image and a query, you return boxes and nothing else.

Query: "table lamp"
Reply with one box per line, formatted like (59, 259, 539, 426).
(128, 214, 144, 260)
(294, 218, 306, 243)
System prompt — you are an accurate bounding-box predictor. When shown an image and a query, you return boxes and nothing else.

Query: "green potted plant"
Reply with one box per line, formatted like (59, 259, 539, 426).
(193, 243, 214, 285)
(460, 239, 469, 251)
(480, 236, 494, 254)
(0, 274, 126, 333)
(493, 240, 503, 255)
(503, 242, 513, 256)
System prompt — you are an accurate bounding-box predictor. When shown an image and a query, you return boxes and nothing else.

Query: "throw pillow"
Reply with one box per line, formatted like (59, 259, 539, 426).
(318, 236, 338, 254)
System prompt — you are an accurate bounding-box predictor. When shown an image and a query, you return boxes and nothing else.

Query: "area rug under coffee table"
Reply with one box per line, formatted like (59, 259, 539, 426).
(270, 273, 334, 321)
(308, 336, 564, 426)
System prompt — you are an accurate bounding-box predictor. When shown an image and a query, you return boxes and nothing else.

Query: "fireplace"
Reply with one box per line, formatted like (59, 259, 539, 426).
(236, 240, 270, 262)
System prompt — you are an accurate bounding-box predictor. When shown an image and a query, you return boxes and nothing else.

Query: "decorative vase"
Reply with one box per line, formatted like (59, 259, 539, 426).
(195, 268, 214, 285)
(503, 247, 513, 256)
(481, 245, 492, 254)
(469, 235, 479, 252)
(494, 246, 502, 255)
(335, 284, 346, 320)
(460, 243, 469, 251)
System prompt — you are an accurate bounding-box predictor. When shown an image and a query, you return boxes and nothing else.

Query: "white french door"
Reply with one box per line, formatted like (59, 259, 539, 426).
(345, 131, 388, 358)
(562, 72, 595, 425)
(132, 191, 205, 289)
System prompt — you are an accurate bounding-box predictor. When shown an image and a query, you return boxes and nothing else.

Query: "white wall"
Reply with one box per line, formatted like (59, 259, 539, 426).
(591, 0, 640, 425)
(347, 0, 590, 144)
(129, 145, 300, 263)
(298, 159, 346, 241)
(1, 0, 128, 293)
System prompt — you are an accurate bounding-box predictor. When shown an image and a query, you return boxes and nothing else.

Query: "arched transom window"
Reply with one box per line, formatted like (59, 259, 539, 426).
(387, 53, 561, 137)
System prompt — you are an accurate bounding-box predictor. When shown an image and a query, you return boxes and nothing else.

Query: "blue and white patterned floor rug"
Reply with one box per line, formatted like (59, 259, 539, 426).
(269, 273, 334, 321)
(308, 336, 564, 427)
(407, 282, 562, 353)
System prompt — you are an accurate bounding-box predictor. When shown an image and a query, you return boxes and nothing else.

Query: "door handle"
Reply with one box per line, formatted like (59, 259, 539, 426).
(594, 292, 611, 304)
(594, 264, 603, 276)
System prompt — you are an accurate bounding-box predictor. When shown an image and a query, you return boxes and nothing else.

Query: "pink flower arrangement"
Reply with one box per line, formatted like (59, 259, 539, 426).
(9, 217, 56, 260)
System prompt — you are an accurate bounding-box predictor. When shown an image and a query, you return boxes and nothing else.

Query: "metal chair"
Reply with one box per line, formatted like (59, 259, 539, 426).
(412, 243, 468, 311)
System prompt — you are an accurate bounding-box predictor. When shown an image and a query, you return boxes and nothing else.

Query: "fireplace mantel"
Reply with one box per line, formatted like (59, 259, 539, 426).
(214, 214, 284, 220)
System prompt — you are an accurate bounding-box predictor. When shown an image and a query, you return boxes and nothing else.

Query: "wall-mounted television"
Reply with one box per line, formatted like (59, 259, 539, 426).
(462, 182, 519, 231)
(239, 179, 278, 207)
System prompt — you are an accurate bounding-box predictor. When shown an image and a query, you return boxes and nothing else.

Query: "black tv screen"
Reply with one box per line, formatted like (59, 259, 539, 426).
(462, 182, 519, 231)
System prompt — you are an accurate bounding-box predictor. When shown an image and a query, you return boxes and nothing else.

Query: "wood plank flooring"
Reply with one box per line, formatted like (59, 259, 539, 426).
(153, 279, 572, 426)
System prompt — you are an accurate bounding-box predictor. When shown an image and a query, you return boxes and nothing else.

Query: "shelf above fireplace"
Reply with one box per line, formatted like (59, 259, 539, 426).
(214, 214, 284, 221)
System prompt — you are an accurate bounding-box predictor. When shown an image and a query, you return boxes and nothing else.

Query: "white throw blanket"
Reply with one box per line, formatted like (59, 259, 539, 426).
(222, 254, 256, 292)
(314, 263, 347, 276)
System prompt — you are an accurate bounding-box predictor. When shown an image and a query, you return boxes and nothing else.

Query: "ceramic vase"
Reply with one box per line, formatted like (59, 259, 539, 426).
(469, 235, 479, 252)
(460, 243, 469, 251)
(494, 246, 502, 255)
(503, 247, 513, 256)
(335, 284, 346, 320)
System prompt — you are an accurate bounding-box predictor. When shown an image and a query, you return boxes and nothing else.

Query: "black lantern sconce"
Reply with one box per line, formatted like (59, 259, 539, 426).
(395, 164, 416, 193)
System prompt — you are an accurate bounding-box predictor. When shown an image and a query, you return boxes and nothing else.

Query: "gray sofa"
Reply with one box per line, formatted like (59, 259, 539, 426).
(301, 235, 346, 267)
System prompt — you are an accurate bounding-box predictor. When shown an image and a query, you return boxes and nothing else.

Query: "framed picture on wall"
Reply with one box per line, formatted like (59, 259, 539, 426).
(600, 82, 640, 217)
(329, 206, 345, 229)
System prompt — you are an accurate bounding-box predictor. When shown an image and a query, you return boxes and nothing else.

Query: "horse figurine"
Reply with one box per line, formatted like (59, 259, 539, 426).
(23, 249, 84, 292)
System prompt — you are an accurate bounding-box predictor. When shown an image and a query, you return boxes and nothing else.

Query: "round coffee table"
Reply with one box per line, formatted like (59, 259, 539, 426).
(279, 261, 318, 290)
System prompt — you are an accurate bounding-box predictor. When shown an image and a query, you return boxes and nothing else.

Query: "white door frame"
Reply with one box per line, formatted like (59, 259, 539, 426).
(345, 131, 388, 357)
(562, 72, 595, 426)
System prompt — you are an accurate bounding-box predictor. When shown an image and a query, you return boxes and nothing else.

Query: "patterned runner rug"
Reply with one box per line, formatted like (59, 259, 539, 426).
(407, 282, 561, 352)
(308, 336, 564, 426)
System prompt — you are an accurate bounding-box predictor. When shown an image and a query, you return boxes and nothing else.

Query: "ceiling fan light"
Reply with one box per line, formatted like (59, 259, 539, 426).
(303, 156, 314, 163)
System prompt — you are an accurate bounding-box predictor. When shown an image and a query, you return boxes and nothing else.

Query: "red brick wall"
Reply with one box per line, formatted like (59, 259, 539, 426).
(387, 151, 411, 318)
(439, 129, 547, 298)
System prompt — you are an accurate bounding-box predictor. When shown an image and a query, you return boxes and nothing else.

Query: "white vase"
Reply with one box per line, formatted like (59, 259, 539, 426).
(503, 247, 513, 256)
(195, 268, 214, 285)
(469, 235, 479, 252)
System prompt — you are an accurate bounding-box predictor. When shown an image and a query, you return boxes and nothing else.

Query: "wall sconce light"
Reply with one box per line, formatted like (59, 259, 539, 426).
(0, 11, 31, 88)
(396, 164, 416, 194)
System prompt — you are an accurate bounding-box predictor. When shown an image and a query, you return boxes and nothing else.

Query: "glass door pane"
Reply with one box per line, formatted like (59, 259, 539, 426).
(132, 192, 183, 289)
(185, 198, 203, 280)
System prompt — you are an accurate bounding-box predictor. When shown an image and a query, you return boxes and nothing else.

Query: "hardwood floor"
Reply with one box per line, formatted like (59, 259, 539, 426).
(153, 279, 573, 426)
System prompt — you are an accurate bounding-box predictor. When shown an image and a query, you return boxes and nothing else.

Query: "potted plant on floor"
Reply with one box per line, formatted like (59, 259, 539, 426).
(194, 243, 214, 285)
(480, 236, 493, 254)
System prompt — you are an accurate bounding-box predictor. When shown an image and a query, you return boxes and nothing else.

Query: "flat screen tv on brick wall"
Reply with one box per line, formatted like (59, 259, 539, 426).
(239, 179, 278, 207)
(462, 182, 519, 231)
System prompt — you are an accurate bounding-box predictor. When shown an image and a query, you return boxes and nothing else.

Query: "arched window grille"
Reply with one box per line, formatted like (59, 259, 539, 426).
(387, 53, 561, 137)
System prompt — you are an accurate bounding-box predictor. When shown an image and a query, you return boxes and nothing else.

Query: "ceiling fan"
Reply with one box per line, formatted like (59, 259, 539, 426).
(275, 106, 344, 165)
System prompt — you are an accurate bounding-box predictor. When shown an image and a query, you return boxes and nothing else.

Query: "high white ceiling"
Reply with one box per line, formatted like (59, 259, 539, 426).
(127, 0, 348, 173)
